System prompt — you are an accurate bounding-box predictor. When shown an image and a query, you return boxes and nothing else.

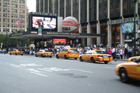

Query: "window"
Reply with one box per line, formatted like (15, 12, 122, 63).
(3, 29, 9, 32)
(3, 18, 9, 22)
(20, 15, 25, 18)
(3, 3, 9, 7)
(11, 0, 18, 3)
(20, 0, 25, 3)
(11, 19, 17, 23)
(12, 4, 18, 8)
(3, 8, 9, 12)
(3, 0, 9, 2)
(20, 5, 25, 9)
(3, 24, 10, 27)
(11, 14, 18, 18)
(20, 10, 25, 13)
(12, 9, 17, 13)
(3, 13, 9, 17)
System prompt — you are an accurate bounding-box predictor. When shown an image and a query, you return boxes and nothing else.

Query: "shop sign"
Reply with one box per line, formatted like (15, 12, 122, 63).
(107, 17, 134, 25)
(46, 32, 80, 36)
(116, 36, 120, 40)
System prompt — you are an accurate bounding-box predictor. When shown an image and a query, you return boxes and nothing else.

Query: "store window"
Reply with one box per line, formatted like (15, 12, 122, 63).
(112, 25, 120, 47)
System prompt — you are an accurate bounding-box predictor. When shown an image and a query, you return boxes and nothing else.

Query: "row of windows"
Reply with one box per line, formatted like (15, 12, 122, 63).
(0, 3, 25, 9)
(0, 24, 25, 28)
(1, 8, 25, 13)
(11, 0, 25, 3)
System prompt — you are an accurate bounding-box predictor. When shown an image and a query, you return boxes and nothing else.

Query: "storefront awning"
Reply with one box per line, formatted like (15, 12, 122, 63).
(8, 32, 105, 39)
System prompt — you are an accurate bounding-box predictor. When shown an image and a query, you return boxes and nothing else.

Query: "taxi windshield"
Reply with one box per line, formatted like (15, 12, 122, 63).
(69, 49, 77, 52)
(45, 50, 51, 52)
(96, 51, 105, 54)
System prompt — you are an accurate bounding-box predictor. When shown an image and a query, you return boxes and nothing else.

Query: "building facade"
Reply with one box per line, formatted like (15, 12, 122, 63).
(0, 0, 27, 34)
(36, 0, 140, 47)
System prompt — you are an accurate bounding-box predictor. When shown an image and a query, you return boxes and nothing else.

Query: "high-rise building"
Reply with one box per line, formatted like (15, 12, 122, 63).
(36, 0, 140, 47)
(0, 0, 27, 34)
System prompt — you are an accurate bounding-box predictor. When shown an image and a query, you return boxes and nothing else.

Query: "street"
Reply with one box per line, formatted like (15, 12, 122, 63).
(0, 54, 140, 93)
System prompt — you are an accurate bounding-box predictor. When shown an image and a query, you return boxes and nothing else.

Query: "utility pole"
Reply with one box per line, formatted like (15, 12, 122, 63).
(133, 0, 137, 56)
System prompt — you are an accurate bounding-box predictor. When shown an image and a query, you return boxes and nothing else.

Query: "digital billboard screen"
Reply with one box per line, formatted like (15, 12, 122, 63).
(121, 22, 134, 33)
(32, 16, 56, 29)
(53, 39, 66, 45)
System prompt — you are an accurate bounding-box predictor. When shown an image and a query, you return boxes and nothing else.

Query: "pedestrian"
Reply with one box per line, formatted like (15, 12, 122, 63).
(108, 48, 112, 55)
(128, 47, 132, 58)
(119, 48, 124, 59)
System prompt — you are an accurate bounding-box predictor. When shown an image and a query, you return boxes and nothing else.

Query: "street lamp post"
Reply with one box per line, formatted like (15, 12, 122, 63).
(133, 0, 137, 56)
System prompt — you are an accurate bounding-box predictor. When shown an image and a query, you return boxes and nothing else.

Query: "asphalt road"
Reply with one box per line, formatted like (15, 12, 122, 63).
(0, 54, 140, 93)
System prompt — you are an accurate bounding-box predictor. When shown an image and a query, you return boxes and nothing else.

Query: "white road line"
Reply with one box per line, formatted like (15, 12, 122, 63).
(10, 64, 22, 67)
(30, 72, 47, 77)
(69, 68, 93, 73)
(28, 69, 40, 73)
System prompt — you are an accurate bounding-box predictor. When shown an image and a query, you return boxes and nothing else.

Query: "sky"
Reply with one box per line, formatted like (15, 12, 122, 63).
(27, 0, 36, 12)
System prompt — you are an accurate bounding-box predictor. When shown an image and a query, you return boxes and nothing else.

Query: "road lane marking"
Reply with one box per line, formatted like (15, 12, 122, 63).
(30, 72, 47, 77)
(11, 64, 22, 67)
(28, 69, 40, 73)
(69, 68, 93, 73)
(38, 67, 69, 72)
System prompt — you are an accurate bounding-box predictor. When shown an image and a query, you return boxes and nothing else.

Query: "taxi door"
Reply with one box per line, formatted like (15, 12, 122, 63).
(130, 58, 140, 80)
(82, 52, 87, 60)
(86, 52, 93, 61)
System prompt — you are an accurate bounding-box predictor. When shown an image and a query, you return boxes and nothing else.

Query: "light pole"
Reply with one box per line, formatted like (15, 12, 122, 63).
(133, 0, 137, 56)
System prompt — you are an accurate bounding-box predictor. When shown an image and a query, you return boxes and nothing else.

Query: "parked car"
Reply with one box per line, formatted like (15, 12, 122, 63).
(35, 49, 54, 58)
(56, 48, 79, 59)
(115, 56, 140, 83)
(9, 49, 25, 55)
(79, 50, 112, 64)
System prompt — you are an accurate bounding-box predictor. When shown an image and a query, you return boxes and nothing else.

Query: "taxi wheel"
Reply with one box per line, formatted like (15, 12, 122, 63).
(104, 61, 108, 64)
(119, 68, 129, 83)
(56, 55, 59, 59)
(80, 57, 83, 62)
(41, 54, 44, 57)
(21, 54, 23, 56)
(74, 58, 77, 60)
(91, 57, 95, 63)
(15, 53, 17, 55)
(35, 54, 38, 57)
(50, 56, 52, 58)
(10, 53, 12, 55)
(64, 55, 68, 59)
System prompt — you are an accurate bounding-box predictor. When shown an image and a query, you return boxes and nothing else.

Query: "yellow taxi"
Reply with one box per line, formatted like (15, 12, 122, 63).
(56, 48, 79, 60)
(115, 56, 140, 83)
(9, 49, 25, 55)
(35, 49, 54, 58)
(79, 50, 113, 64)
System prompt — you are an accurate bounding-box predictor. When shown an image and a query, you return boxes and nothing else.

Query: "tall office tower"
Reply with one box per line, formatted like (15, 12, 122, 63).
(0, 0, 27, 34)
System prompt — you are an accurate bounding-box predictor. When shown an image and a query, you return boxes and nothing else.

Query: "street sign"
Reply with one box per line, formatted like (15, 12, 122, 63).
(38, 27, 42, 35)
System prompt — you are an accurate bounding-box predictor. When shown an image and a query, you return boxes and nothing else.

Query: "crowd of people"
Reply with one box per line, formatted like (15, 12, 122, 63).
(0, 43, 139, 60)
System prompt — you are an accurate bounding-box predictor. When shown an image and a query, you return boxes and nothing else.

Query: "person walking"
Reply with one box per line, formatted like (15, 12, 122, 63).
(128, 47, 132, 58)
(119, 48, 124, 59)
(108, 48, 112, 55)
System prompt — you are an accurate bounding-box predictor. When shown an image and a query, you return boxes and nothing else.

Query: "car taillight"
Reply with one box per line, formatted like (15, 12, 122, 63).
(52, 53, 54, 54)
(97, 55, 101, 57)
(45, 53, 47, 54)
(18, 52, 20, 53)
(68, 52, 72, 53)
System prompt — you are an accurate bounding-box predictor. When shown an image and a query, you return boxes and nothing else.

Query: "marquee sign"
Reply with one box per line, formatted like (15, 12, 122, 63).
(107, 17, 134, 25)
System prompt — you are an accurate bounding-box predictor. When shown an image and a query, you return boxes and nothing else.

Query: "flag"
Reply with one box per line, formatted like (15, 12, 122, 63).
(16, 15, 22, 28)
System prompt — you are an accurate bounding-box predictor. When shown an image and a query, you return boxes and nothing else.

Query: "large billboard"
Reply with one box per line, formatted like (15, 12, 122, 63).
(121, 22, 134, 33)
(28, 12, 57, 32)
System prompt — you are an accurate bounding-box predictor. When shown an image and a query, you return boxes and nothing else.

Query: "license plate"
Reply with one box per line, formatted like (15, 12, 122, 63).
(48, 53, 51, 55)
(104, 56, 108, 58)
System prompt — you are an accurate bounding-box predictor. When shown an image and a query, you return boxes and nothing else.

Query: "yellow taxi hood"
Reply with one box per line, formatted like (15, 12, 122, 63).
(116, 61, 136, 67)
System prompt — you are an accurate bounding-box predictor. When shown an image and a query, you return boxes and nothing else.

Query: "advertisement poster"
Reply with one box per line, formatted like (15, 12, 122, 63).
(32, 16, 56, 29)
(121, 22, 134, 33)
(38, 27, 42, 35)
